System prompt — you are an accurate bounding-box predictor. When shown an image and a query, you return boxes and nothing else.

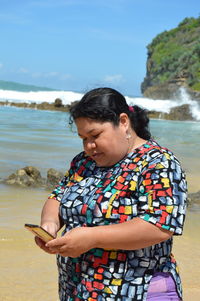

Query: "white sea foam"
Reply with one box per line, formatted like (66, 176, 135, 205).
(177, 87, 200, 120)
(127, 87, 200, 121)
(0, 87, 199, 120)
(0, 89, 83, 105)
(126, 96, 176, 113)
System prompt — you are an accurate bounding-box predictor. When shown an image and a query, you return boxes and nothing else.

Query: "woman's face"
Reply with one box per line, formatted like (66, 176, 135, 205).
(75, 115, 130, 167)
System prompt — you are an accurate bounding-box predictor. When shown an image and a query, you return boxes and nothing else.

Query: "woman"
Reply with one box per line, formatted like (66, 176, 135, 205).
(35, 87, 187, 301)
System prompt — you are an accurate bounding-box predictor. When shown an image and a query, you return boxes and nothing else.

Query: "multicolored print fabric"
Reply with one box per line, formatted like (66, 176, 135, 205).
(50, 139, 187, 301)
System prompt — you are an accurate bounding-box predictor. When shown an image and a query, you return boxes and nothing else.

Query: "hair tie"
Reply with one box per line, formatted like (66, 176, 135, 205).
(129, 106, 134, 112)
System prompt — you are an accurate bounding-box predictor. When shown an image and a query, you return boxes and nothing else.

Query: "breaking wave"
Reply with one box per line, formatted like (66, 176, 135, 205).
(0, 86, 199, 120)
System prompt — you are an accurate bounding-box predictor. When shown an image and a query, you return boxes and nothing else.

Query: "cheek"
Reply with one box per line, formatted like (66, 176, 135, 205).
(113, 133, 128, 153)
(98, 138, 110, 150)
(112, 130, 126, 145)
(104, 132, 127, 152)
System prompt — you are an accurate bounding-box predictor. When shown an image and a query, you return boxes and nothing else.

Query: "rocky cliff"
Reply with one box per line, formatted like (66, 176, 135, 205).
(141, 16, 200, 101)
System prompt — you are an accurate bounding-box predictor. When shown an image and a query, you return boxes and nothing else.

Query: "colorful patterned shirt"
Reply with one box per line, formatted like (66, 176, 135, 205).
(50, 139, 187, 301)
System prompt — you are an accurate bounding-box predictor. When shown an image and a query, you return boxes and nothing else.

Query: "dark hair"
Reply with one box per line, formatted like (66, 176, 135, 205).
(69, 87, 151, 140)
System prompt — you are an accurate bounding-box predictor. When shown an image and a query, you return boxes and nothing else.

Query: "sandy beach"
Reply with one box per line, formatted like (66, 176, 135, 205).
(0, 107, 200, 300)
(1, 1, 200, 299)
(0, 185, 200, 301)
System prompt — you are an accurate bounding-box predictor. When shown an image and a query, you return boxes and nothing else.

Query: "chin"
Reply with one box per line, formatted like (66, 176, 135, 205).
(95, 159, 107, 167)
(95, 162, 105, 167)
(96, 160, 114, 168)
(94, 155, 116, 167)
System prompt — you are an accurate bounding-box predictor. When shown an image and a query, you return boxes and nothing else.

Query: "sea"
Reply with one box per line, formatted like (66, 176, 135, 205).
(0, 85, 200, 300)
(0, 85, 200, 192)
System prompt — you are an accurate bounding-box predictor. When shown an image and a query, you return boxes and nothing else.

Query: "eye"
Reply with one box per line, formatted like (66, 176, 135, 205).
(92, 133, 100, 139)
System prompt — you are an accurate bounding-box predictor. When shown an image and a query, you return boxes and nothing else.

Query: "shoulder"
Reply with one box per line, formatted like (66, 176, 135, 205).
(141, 139, 178, 160)
(137, 140, 184, 172)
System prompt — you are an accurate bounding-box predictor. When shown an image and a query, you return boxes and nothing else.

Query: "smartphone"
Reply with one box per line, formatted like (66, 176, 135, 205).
(24, 223, 54, 243)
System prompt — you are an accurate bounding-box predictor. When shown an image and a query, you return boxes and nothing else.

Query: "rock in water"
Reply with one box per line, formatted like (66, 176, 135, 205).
(46, 168, 64, 189)
(3, 166, 64, 189)
(4, 166, 44, 187)
(168, 104, 194, 121)
(54, 98, 63, 107)
(188, 191, 200, 205)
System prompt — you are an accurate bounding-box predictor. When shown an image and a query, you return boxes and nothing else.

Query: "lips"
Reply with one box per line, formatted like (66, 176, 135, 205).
(91, 152, 103, 159)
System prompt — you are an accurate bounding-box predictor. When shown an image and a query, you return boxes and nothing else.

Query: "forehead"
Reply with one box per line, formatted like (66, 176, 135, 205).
(75, 117, 113, 135)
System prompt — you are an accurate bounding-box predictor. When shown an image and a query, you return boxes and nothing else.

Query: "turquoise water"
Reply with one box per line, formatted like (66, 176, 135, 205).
(0, 106, 81, 178)
(0, 106, 200, 192)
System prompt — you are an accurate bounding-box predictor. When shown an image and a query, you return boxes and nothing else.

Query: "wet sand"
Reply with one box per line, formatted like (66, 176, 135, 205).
(0, 185, 200, 301)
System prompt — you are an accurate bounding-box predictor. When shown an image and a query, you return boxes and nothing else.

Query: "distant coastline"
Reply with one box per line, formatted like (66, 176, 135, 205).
(0, 98, 197, 121)
(0, 99, 71, 112)
(0, 79, 200, 121)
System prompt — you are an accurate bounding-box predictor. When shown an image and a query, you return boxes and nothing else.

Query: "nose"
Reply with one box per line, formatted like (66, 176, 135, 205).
(84, 140, 96, 151)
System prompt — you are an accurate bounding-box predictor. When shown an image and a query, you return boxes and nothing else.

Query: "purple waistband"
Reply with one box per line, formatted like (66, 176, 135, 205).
(146, 272, 181, 301)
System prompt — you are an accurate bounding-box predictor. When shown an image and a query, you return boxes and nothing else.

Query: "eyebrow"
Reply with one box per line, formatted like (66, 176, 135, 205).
(78, 128, 97, 137)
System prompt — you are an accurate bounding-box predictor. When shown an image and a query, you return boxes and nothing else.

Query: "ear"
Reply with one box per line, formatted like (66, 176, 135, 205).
(119, 113, 130, 130)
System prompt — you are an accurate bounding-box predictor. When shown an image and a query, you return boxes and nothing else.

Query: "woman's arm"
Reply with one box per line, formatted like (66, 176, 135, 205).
(92, 217, 172, 250)
(35, 156, 79, 253)
(45, 217, 172, 257)
(35, 197, 62, 253)
(40, 197, 62, 232)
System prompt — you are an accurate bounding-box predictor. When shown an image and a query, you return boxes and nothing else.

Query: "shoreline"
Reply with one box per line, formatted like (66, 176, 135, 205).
(1, 174, 200, 207)
(0, 99, 198, 121)
(0, 99, 71, 112)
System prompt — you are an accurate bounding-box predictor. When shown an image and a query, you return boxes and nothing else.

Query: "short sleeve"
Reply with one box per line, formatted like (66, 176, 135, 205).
(49, 170, 71, 202)
(48, 153, 81, 201)
(137, 152, 187, 235)
(49, 151, 87, 202)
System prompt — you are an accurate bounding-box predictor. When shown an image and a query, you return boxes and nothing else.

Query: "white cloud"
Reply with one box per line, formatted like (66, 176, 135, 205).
(44, 72, 59, 78)
(60, 74, 72, 80)
(18, 67, 29, 74)
(104, 74, 124, 84)
(31, 71, 58, 78)
(30, 70, 72, 81)
(31, 72, 43, 78)
(13, 66, 72, 82)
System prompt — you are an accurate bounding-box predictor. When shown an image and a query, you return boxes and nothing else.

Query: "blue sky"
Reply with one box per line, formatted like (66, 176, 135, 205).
(0, 0, 199, 96)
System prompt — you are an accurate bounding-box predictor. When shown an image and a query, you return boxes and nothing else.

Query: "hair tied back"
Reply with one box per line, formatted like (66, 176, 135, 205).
(129, 106, 134, 112)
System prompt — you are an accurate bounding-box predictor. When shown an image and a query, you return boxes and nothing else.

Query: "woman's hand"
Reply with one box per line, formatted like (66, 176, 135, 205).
(35, 197, 61, 254)
(35, 222, 59, 254)
(45, 226, 95, 257)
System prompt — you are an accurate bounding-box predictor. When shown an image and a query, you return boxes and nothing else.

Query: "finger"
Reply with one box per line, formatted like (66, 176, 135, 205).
(35, 236, 57, 254)
(46, 237, 66, 248)
(48, 246, 60, 253)
(35, 236, 45, 248)
(41, 245, 57, 254)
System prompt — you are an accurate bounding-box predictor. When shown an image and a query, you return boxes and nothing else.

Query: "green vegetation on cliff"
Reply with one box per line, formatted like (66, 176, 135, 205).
(141, 16, 200, 94)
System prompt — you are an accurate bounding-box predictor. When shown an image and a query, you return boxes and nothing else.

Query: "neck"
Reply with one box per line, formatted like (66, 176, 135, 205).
(128, 133, 147, 153)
